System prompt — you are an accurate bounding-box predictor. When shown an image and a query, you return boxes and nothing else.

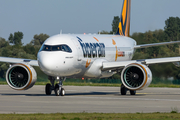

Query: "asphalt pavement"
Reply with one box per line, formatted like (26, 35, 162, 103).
(0, 85, 180, 113)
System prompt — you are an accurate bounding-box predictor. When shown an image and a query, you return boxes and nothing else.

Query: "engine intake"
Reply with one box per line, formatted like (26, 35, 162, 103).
(6, 64, 37, 90)
(121, 63, 152, 90)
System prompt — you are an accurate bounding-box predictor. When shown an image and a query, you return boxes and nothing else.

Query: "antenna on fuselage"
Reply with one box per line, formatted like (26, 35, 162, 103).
(60, 30, 62, 34)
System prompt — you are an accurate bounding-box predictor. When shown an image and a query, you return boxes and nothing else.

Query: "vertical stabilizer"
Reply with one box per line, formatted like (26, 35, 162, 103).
(116, 0, 131, 37)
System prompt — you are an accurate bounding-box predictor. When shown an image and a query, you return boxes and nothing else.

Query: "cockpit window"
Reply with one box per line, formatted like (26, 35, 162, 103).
(40, 44, 72, 53)
(52, 46, 62, 51)
(44, 46, 51, 51)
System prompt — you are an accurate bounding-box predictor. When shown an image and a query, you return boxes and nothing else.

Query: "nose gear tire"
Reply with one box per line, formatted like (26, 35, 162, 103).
(55, 83, 65, 96)
(61, 88, 65, 96)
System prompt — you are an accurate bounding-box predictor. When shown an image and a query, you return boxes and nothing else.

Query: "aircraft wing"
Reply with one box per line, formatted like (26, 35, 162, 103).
(0, 57, 39, 66)
(102, 57, 180, 70)
(134, 41, 180, 49)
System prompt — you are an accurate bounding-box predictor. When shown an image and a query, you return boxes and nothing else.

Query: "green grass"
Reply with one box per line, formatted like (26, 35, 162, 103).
(0, 81, 180, 88)
(0, 81, 7, 85)
(149, 84, 180, 88)
(32, 82, 180, 88)
(0, 113, 180, 120)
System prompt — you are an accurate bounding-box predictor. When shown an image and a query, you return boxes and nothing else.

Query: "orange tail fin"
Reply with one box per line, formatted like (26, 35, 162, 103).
(116, 0, 131, 37)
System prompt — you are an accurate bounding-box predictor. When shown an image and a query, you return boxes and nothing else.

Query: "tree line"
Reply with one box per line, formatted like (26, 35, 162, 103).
(0, 33, 49, 80)
(0, 16, 180, 84)
(101, 16, 180, 83)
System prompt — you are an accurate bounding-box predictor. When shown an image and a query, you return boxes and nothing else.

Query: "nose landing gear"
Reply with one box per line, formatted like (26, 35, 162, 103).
(45, 76, 66, 96)
(55, 77, 66, 96)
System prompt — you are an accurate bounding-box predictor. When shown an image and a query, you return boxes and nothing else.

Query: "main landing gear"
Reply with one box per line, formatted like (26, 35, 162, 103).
(45, 76, 66, 96)
(120, 84, 136, 95)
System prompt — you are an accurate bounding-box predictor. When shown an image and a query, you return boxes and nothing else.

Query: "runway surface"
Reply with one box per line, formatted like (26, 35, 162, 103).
(0, 85, 180, 113)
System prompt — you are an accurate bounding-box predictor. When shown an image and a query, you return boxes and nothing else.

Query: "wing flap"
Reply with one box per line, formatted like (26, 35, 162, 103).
(0, 57, 39, 66)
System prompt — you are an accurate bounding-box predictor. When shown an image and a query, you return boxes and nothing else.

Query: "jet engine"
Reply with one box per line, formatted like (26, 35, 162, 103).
(6, 64, 37, 90)
(121, 63, 152, 91)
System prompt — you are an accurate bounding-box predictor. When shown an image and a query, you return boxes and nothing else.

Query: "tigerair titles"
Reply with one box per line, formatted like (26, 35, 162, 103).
(77, 36, 105, 58)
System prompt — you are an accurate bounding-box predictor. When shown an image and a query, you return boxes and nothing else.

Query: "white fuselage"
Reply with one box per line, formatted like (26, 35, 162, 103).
(37, 34, 136, 78)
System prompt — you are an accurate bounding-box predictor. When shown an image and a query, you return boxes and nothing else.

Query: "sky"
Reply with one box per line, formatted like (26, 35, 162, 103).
(0, 0, 180, 45)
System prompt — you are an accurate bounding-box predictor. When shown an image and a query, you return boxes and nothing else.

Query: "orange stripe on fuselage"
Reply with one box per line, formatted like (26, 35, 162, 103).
(112, 39, 118, 61)
(93, 37, 99, 42)
(85, 59, 91, 68)
(112, 39, 116, 45)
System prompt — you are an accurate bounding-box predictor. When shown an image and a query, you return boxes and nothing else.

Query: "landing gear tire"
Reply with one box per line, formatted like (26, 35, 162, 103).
(61, 88, 65, 96)
(55, 88, 60, 96)
(120, 84, 127, 95)
(55, 84, 59, 90)
(55, 84, 60, 96)
(55, 83, 65, 96)
(130, 90, 136, 95)
(45, 83, 52, 95)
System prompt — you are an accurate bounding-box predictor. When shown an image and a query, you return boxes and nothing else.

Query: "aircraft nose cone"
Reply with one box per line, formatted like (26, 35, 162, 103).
(38, 52, 57, 71)
(37, 51, 75, 76)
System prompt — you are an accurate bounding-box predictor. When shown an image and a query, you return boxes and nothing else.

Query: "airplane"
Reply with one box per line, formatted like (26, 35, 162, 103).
(1, 0, 180, 96)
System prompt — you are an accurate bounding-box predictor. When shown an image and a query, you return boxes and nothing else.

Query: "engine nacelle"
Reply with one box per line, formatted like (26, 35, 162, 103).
(121, 63, 152, 90)
(6, 64, 37, 90)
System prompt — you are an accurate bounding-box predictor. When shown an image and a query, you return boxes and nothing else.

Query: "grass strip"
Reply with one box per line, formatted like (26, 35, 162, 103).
(40, 82, 180, 88)
(0, 81, 180, 88)
(0, 113, 180, 120)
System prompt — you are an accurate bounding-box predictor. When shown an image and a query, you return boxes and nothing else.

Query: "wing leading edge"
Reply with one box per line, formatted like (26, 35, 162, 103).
(0, 57, 38, 66)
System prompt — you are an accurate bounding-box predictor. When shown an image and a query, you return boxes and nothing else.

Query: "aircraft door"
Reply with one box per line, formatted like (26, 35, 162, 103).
(72, 38, 82, 63)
